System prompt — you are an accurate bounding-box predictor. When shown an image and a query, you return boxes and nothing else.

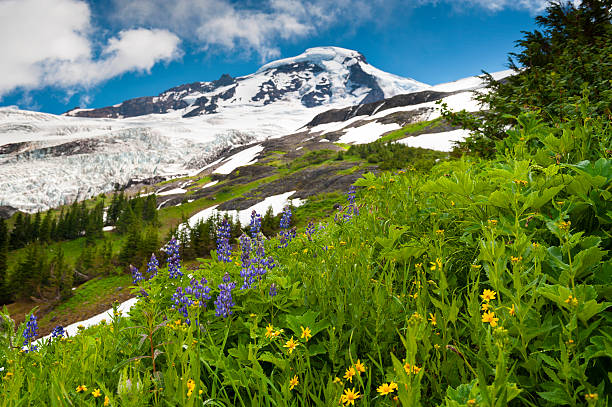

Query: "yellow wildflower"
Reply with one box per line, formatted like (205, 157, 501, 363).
(481, 311, 499, 327)
(487, 219, 498, 226)
(344, 366, 356, 383)
(510, 256, 522, 263)
(92, 389, 101, 398)
(104, 395, 110, 406)
(558, 220, 571, 231)
(340, 387, 361, 405)
(333, 377, 343, 385)
(377, 382, 398, 395)
(265, 324, 274, 339)
(436, 229, 444, 235)
(467, 399, 477, 406)
(300, 326, 312, 341)
(428, 313, 437, 326)
(480, 289, 496, 302)
(565, 295, 578, 307)
(585, 393, 598, 401)
(76, 385, 88, 393)
(284, 337, 298, 354)
(509, 304, 516, 316)
(481, 303, 491, 311)
(289, 375, 299, 390)
(354, 359, 365, 374)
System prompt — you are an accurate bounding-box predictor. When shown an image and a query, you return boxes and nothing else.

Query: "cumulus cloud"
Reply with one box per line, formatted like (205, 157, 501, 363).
(110, 0, 559, 61)
(0, 0, 181, 97)
(110, 0, 393, 60)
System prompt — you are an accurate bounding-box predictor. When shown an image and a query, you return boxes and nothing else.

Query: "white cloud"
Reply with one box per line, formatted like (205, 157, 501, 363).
(0, 0, 181, 97)
(111, 0, 391, 60)
(110, 0, 558, 62)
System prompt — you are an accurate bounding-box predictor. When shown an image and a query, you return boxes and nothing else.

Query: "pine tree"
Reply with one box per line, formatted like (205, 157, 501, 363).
(32, 212, 41, 242)
(143, 195, 159, 225)
(39, 212, 52, 243)
(116, 205, 136, 235)
(0, 219, 9, 304)
(9, 213, 25, 249)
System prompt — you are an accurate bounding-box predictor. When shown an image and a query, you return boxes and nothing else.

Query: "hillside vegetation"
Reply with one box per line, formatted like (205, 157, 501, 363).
(0, 1, 611, 406)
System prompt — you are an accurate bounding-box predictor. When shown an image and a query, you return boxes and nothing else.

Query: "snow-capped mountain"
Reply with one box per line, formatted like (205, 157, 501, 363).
(66, 47, 428, 119)
(0, 47, 508, 214)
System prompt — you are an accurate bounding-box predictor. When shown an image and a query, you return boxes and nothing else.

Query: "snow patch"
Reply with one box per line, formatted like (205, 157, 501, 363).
(397, 129, 471, 152)
(201, 180, 219, 189)
(214, 144, 264, 175)
(35, 297, 139, 345)
(338, 122, 401, 144)
(180, 191, 305, 232)
(157, 188, 187, 196)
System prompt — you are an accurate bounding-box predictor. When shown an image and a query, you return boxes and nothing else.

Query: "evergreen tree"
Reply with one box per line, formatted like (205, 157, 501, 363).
(9, 213, 25, 249)
(119, 221, 142, 266)
(444, 0, 612, 156)
(31, 212, 41, 242)
(141, 228, 159, 263)
(143, 195, 158, 225)
(39, 212, 52, 243)
(0, 219, 9, 304)
(116, 205, 136, 235)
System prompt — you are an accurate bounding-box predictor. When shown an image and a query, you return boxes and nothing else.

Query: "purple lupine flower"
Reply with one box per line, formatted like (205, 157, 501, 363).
(171, 277, 211, 323)
(250, 211, 262, 238)
(215, 272, 236, 318)
(164, 238, 183, 279)
(130, 264, 144, 284)
(239, 233, 255, 289)
(278, 207, 296, 248)
(305, 221, 315, 241)
(269, 283, 277, 297)
(22, 315, 38, 352)
(216, 219, 232, 263)
(336, 186, 359, 222)
(146, 254, 159, 279)
(51, 325, 65, 339)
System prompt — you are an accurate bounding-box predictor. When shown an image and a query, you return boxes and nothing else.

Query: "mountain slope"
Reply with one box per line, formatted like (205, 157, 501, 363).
(65, 47, 428, 119)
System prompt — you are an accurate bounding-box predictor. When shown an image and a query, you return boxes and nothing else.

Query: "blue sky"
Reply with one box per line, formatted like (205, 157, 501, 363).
(0, 0, 547, 114)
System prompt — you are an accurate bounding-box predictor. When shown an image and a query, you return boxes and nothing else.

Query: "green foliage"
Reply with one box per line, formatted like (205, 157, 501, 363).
(289, 149, 337, 170)
(442, 0, 612, 156)
(348, 142, 447, 171)
(1, 106, 609, 405)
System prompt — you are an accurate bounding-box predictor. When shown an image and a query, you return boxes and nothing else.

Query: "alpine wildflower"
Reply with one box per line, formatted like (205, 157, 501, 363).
(164, 238, 183, 279)
(481, 311, 499, 327)
(146, 253, 159, 278)
(480, 289, 496, 302)
(265, 324, 274, 339)
(300, 326, 312, 341)
(104, 396, 110, 406)
(22, 314, 38, 352)
(92, 389, 102, 398)
(278, 206, 296, 248)
(51, 325, 65, 339)
(289, 375, 299, 390)
(214, 272, 236, 318)
(428, 313, 437, 326)
(269, 282, 277, 297)
(377, 382, 398, 396)
(340, 387, 361, 405)
(216, 219, 232, 263)
(130, 264, 144, 284)
(343, 366, 356, 383)
(565, 295, 578, 307)
(354, 359, 365, 374)
(284, 337, 299, 354)
(509, 304, 516, 316)
(76, 385, 88, 393)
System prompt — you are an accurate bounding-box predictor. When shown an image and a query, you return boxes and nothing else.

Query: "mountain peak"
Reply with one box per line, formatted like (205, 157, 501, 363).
(66, 47, 429, 119)
(256, 46, 366, 73)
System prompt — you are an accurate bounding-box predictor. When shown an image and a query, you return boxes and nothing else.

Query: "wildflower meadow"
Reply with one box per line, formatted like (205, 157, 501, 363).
(1, 106, 610, 405)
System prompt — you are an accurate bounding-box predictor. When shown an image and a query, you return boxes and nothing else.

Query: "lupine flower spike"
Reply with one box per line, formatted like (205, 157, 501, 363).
(216, 219, 232, 262)
(22, 315, 38, 352)
(164, 238, 183, 279)
(215, 272, 236, 318)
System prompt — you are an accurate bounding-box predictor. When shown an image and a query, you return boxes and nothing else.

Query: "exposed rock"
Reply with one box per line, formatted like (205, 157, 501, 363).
(0, 206, 18, 219)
